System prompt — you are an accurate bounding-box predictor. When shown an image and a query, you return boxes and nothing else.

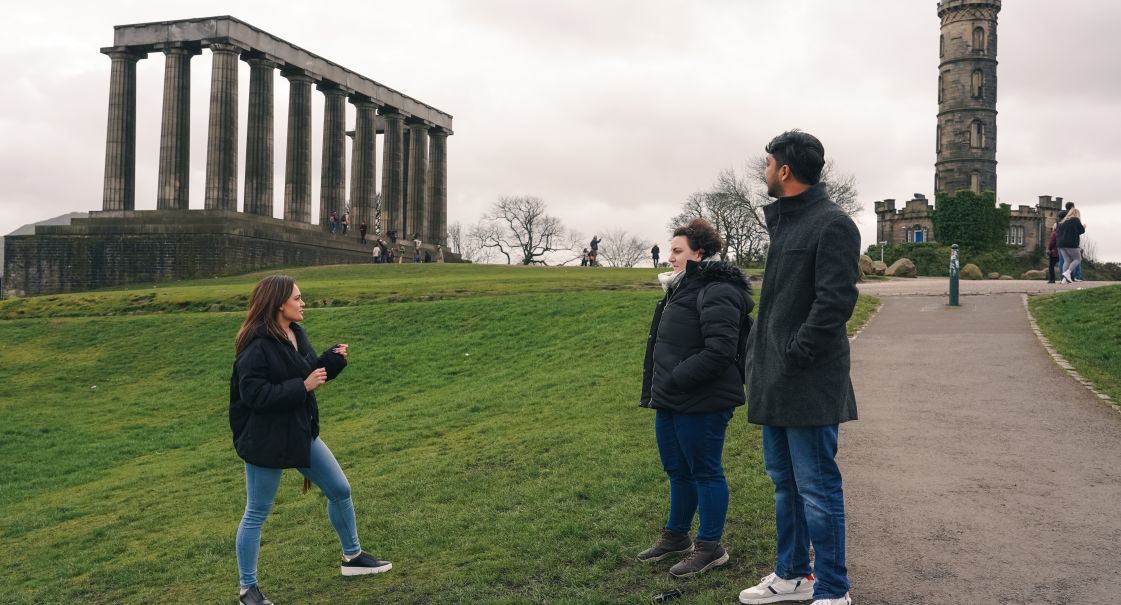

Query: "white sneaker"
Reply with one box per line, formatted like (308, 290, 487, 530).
(739, 572, 815, 603)
(811, 594, 852, 605)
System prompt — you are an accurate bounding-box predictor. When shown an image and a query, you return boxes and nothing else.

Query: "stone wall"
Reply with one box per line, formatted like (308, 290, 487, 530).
(3, 210, 453, 297)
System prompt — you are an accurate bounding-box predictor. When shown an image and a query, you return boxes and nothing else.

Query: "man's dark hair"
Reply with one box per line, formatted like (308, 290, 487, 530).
(1065, 201, 1075, 210)
(765, 130, 826, 185)
(672, 218, 723, 259)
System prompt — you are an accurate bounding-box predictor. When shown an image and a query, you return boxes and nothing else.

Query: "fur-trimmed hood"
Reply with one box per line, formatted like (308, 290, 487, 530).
(687, 259, 752, 293)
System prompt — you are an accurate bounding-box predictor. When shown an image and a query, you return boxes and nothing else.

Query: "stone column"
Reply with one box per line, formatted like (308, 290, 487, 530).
(349, 98, 379, 237)
(318, 84, 348, 230)
(204, 43, 240, 211)
(101, 47, 146, 211)
(427, 128, 449, 246)
(243, 56, 276, 217)
(156, 46, 197, 210)
(380, 108, 405, 237)
(283, 71, 315, 223)
(406, 122, 429, 242)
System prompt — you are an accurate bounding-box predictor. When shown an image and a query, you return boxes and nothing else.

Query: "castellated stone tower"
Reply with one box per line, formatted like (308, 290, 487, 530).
(936, 0, 1000, 196)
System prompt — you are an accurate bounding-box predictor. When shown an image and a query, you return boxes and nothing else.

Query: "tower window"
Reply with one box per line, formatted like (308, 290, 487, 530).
(970, 173, 981, 193)
(971, 70, 984, 99)
(1006, 225, 1024, 246)
(940, 34, 945, 57)
(970, 121, 985, 149)
(936, 124, 942, 153)
(938, 74, 944, 103)
(973, 27, 985, 52)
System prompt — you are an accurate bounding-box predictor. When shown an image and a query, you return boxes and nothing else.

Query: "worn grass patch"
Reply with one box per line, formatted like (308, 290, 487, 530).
(1028, 284, 1121, 404)
(1, 267, 875, 604)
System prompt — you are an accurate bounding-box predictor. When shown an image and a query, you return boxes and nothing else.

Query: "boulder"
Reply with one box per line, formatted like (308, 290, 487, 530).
(1021, 269, 1047, 280)
(960, 263, 983, 280)
(886, 258, 917, 278)
(859, 254, 875, 276)
(987, 272, 1001, 280)
(872, 261, 888, 276)
(999, 275, 1014, 280)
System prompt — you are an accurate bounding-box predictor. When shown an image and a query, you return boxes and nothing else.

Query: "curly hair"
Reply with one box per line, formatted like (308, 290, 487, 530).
(672, 218, 723, 259)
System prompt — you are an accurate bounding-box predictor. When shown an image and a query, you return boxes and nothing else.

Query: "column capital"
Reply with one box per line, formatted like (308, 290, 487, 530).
(428, 126, 451, 137)
(242, 54, 279, 69)
(160, 43, 202, 57)
(379, 106, 405, 118)
(207, 41, 244, 54)
(281, 69, 317, 85)
(100, 46, 148, 61)
(349, 95, 382, 110)
(316, 81, 351, 96)
(405, 119, 432, 130)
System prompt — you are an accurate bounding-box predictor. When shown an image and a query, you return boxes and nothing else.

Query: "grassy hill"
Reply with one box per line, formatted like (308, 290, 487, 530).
(0, 265, 877, 604)
(1029, 284, 1121, 405)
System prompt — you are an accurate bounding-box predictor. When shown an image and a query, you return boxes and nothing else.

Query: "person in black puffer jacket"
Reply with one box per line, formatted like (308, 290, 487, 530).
(1056, 208, 1086, 284)
(229, 275, 391, 605)
(636, 218, 754, 579)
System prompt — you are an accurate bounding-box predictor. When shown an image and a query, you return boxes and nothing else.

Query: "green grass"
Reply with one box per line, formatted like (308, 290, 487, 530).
(1028, 284, 1121, 404)
(0, 265, 875, 604)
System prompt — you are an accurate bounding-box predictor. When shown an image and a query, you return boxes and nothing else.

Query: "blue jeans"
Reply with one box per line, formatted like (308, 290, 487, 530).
(236, 438, 360, 588)
(655, 409, 733, 542)
(763, 425, 850, 600)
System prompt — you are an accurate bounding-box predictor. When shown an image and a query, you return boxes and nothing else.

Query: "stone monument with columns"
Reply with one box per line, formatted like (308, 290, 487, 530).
(3, 16, 455, 297)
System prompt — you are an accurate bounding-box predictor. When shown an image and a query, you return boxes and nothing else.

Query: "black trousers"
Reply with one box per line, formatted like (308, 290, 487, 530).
(1047, 254, 1058, 282)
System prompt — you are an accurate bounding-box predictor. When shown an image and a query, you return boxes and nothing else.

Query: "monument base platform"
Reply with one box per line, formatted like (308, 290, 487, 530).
(2, 210, 455, 297)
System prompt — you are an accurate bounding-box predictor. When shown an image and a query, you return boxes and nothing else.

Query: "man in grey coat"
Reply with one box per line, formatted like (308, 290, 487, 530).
(738, 131, 860, 605)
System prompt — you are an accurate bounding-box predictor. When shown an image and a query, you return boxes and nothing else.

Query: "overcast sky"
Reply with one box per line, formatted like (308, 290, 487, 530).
(2, 0, 1119, 262)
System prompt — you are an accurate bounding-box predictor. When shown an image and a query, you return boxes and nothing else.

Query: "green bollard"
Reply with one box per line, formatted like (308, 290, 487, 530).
(948, 243, 960, 307)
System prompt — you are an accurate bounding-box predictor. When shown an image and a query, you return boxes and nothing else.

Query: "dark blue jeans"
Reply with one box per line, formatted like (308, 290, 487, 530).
(763, 425, 850, 600)
(655, 408, 733, 542)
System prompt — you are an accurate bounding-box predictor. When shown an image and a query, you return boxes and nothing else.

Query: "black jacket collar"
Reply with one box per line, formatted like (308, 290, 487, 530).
(763, 182, 829, 228)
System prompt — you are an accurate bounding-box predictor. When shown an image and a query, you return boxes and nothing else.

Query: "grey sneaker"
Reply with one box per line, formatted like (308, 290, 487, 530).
(637, 529, 694, 562)
(340, 551, 393, 576)
(669, 539, 729, 578)
(239, 585, 274, 605)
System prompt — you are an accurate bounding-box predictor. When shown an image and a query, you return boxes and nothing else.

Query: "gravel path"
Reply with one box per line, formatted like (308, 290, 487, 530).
(841, 288, 1121, 604)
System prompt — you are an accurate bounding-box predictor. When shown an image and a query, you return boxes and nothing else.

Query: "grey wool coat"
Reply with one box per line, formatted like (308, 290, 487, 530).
(746, 182, 860, 427)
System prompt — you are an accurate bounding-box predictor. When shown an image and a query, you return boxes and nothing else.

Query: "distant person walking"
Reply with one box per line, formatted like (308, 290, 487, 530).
(229, 275, 392, 605)
(739, 131, 859, 605)
(341, 212, 349, 235)
(652, 243, 661, 267)
(637, 218, 753, 579)
(359, 223, 368, 244)
(1058, 208, 1086, 284)
(1046, 222, 1060, 283)
(372, 243, 382, 263)
(328, 212, 338, 234)
(589, 235, 601, 266)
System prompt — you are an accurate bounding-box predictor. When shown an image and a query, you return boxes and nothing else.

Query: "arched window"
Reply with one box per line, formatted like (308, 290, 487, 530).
(971, 70, 984, 99)
(970, 173, 981, 193)
(936, 124, 942, 153)
(940, 34, 945, 57)
(938, 74, 944, 103)
(970, 121, 984, 149)
(973, 27, 985, 52)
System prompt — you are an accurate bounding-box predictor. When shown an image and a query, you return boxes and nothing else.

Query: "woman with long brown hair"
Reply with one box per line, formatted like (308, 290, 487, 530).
(229, 275, 390, 605)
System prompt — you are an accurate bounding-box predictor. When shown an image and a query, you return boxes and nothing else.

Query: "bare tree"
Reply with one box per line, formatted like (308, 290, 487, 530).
(598, 230, 649, 268)
(748, 156, 862, 217)
(473, 196, 571, 265)
(669, 168, 770, 264)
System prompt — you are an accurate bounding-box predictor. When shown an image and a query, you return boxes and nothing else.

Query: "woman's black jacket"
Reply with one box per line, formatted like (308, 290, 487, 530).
(229, 323, 347, 469)
(1056, 218, 1085, 249)
(640, 260, 754, 414)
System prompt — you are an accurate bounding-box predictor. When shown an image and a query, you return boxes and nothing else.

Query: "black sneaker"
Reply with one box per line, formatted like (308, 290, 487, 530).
(340, 551, 393, 576)
(239, 584, 274, 605)
(669, 539, 729, 578)
(637, 529, 694, 562)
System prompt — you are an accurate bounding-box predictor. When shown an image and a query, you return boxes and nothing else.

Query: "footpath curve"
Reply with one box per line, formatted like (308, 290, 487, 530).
(841, 281, 1121, 604)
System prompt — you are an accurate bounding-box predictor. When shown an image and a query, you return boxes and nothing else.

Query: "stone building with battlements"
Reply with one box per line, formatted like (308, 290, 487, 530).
(874, 0, 1067, 255)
